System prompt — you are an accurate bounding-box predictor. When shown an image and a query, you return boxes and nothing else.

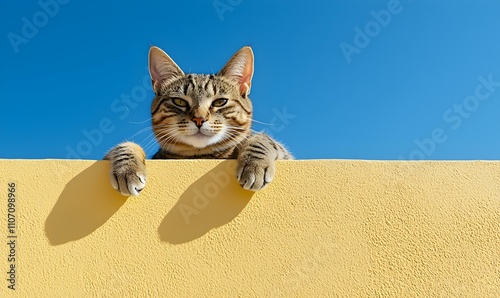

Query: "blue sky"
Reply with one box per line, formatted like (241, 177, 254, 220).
(1, 0, 500, 160)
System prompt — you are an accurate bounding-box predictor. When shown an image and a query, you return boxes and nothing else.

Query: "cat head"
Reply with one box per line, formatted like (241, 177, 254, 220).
(148, 46, 254, 151)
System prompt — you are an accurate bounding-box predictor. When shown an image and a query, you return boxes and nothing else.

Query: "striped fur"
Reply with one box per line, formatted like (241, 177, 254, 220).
(105, 46, 292, 196)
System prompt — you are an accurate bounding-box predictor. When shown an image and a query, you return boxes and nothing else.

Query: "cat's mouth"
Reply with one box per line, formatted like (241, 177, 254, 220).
(189, 131, 212, 140)
(193, 131, 207, 137)
(181, 130, 221, 148)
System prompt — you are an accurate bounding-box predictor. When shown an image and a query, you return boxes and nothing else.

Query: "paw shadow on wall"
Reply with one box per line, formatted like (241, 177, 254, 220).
(45, 161, 126, 245)
(158, 161, 254, 244)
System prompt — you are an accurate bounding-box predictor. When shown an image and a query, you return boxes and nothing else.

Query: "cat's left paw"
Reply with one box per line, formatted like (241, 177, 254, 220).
(236, 157, 275, 191)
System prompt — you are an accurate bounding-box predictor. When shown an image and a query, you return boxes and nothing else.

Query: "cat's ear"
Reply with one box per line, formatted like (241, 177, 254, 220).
(218, 46, 254, 97)
(148, 46, 184, 94)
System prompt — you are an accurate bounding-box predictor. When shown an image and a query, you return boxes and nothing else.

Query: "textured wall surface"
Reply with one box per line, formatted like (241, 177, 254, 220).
(0, 160, 499, 297)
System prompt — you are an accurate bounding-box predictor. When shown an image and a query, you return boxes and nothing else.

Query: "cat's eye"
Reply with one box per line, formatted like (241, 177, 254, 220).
(212, 98, 228, 107)
(172, 98, 188, 108)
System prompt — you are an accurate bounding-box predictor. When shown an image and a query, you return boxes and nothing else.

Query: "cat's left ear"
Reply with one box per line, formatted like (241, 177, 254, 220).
(149, 46, 184, 94)
(218, 46, 254, 97)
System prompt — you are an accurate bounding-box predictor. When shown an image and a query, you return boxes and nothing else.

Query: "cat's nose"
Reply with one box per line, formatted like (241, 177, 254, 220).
(192, 117, 206, 128)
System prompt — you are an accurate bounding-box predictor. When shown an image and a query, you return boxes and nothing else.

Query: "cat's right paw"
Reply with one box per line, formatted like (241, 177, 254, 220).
(236, 156, 275, 191)
(109, 166, 147, 196)
(105, 142, 147, 196)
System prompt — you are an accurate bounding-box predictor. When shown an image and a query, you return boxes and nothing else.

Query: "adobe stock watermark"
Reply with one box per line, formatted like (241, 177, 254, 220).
(339, 0, 411, 64)
(212, 0, 243, 21)
(268, 106, 296, 133)
(65, 71, 151, 158)
(399, 74, 500, 160)
(7, 0, 71, 54)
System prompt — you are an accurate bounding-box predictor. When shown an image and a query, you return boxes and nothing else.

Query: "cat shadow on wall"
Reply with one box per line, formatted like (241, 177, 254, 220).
(45, 161, 126, 245)
(158, 161, 254, 244)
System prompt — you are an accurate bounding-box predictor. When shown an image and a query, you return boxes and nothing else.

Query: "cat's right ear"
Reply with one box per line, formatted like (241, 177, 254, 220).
(148, 46, 184, 94)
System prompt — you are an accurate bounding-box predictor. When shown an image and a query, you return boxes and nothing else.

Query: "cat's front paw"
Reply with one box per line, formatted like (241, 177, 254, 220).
(236, 157, 275, 191)
(110, 166, 147, 196)
(106, 142, 147, 196)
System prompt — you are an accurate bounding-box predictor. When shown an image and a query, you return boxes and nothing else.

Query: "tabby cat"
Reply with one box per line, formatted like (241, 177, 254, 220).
(105, 46, 292, 196)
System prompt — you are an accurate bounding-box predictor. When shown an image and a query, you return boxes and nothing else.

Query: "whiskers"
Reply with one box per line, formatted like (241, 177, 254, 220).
(251, 118, 275, 126)
(141, 124, 183, 156)
(250, 118, 283, 134)
(120, 119, 177, 156)
(152, 126, 183, 155)
(128, 117, 153, 124)
(120, 120, 251, 157)
(219, 125, 249, 151)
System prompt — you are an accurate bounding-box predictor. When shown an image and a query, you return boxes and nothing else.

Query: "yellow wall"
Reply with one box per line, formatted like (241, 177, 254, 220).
(0, 160, 499, 297)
